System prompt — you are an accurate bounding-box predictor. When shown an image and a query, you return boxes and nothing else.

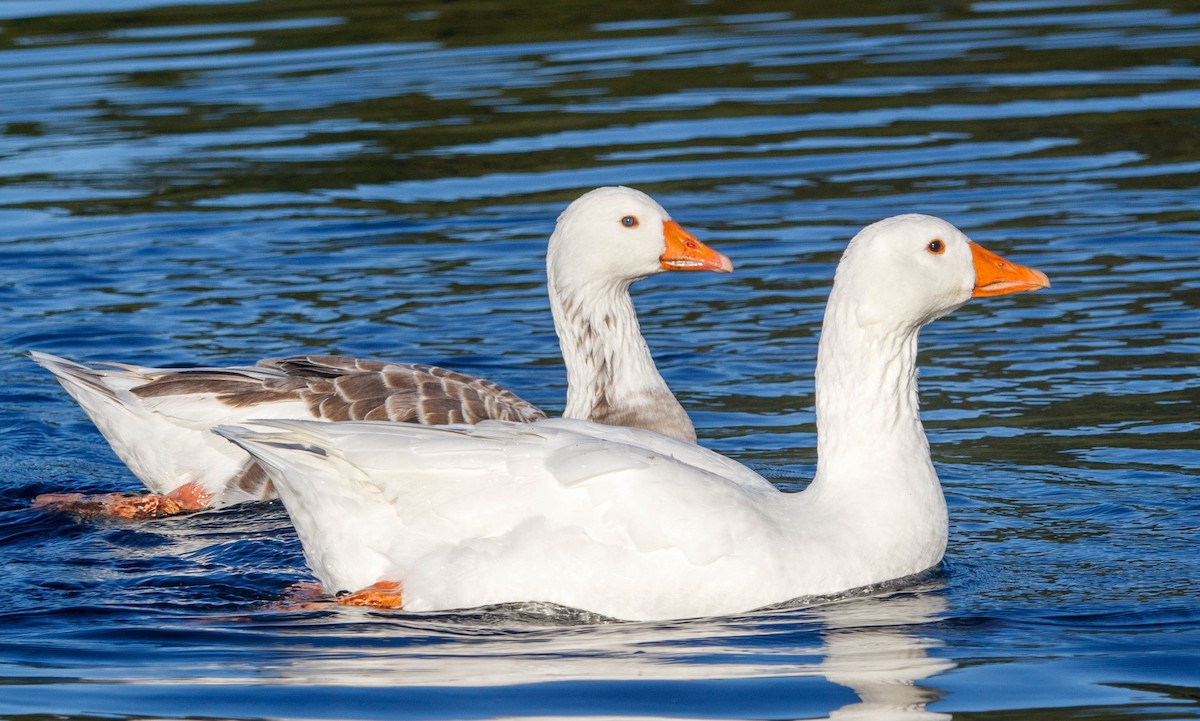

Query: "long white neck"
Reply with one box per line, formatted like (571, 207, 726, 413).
(802, 282, 947, 573)
(547, 264, 696, 444)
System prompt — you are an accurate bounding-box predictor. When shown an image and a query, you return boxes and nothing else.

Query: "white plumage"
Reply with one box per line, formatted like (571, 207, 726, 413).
(220, 213, 1050, 621)
(32, 186, 731, 514)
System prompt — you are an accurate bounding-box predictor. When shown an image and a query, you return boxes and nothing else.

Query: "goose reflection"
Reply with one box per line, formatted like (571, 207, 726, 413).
(815, 589, 953, 720)
(184, 582, 953, 721)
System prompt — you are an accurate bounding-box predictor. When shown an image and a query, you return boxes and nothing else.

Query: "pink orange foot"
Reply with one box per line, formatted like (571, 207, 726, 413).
(268, 581, 332, 611)
(34, 481, 212, 520)
(336, 581, 405, 609)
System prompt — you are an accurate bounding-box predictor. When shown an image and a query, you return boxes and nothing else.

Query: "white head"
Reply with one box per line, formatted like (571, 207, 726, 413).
(831, 214, 1049, 330)
(547, 186, 732, 291)
(812, 214, 1049, 500)
(545, 187, 732, 443)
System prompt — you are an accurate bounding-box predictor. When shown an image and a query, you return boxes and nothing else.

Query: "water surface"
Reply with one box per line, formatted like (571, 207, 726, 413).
(1, 0, 1198, 718)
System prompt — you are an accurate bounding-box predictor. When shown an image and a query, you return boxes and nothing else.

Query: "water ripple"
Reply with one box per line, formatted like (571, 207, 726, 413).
(0, 0, 1197, 718)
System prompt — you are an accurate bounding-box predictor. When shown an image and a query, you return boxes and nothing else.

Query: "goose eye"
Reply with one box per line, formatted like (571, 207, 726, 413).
(621, 215, 639, 228)
(927, 239, 945, 255)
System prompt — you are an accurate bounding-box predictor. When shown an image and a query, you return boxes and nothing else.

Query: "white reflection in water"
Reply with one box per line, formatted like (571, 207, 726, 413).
(817, 593, 953, 720)
(232, 588, 953, 720)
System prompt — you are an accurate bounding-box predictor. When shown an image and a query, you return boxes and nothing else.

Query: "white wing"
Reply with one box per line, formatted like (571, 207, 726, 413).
(218, 418, 790, 618)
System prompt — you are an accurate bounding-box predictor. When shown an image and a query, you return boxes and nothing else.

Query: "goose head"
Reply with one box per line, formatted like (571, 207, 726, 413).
(547, 186, 732, 291)
(831, 214, 1050, 330)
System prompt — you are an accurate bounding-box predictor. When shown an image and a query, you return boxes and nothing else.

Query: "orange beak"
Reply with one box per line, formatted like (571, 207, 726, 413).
(970, 242, 1050, 297)
(660, 220, 734, 273)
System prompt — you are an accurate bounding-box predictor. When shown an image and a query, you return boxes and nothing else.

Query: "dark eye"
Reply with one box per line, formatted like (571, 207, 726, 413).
(621, 215, 638, 228)
(927, 239, 945, 254)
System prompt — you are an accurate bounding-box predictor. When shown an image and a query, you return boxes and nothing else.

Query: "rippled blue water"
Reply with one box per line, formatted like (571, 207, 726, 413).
(1, 1, 1198, 718)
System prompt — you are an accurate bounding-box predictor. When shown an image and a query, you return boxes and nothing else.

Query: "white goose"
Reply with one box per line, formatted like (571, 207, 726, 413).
(32, 187, 731, 518)
(218, 214, 1049, 621)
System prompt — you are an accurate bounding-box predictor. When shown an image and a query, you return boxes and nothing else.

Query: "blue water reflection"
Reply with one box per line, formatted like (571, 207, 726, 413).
(0, 0, 1197, 718)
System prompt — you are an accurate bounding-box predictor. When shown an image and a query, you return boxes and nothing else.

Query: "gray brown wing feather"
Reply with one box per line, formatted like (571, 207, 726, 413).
(129, 355, 546, 501)
(131, 354, 547, 424)
(267, 355, 548, 424)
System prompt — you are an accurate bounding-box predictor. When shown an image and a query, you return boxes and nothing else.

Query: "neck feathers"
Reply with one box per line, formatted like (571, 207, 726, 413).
(812, 292, 933, 489)
(549, 274, 696, 443)
(802, 290, 948, 579)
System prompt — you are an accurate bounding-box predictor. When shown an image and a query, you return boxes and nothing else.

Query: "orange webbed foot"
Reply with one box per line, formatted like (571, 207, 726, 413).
(34, 491, 184, 519)
(336, 581, 404, 609)
(165, 481, 212, 511)
(33, 481, 212, 520)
